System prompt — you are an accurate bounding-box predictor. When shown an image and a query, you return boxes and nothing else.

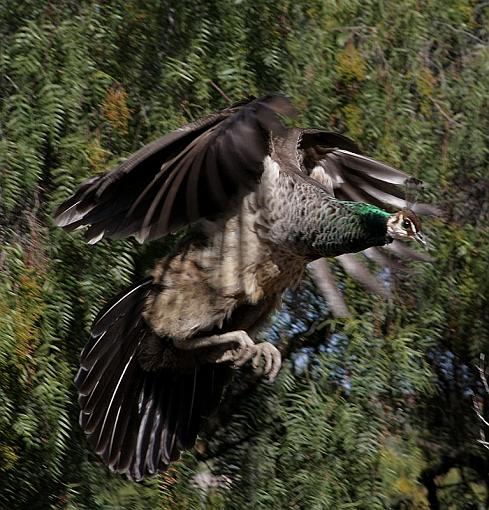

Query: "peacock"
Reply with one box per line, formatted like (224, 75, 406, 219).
(54, 95, 435, 481)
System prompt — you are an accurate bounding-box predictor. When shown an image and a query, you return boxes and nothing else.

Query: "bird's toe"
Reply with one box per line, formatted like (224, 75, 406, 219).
(250, 342, 281, 382)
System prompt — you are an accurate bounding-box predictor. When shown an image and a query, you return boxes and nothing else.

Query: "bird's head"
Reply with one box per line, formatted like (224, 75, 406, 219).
(387, 209, 426, 245)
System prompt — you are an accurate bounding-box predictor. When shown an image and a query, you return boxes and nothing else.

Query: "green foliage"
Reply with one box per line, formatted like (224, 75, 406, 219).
(1, 1, 489, 509)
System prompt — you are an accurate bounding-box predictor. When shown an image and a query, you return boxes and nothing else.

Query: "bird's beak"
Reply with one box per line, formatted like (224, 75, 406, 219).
(414, 231, 427, 246)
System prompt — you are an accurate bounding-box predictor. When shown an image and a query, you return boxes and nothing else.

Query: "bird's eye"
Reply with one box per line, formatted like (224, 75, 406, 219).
(402, 219, 411, 229)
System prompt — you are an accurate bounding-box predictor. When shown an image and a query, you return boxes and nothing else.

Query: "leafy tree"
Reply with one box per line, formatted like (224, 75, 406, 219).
(1, 1, 488, 508)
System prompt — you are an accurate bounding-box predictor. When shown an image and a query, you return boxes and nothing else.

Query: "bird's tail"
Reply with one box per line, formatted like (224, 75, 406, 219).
(75, 277, 229, 481)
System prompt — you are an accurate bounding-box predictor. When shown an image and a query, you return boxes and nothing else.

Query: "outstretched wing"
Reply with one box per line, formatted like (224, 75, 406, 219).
(54, 95, 295, 244)
(299, 129, 438, 316)
(300, 129, 438, 215)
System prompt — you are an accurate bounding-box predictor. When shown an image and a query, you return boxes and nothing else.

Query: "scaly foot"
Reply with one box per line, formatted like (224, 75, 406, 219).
(248, 342, 282, 383)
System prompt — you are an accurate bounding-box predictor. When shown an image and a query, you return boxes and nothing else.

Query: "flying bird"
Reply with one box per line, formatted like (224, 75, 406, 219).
(55, 95, 434, 481)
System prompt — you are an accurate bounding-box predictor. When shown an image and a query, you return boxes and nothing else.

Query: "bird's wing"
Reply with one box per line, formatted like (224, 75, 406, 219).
(300, 129, 438, 316)
(54, 95, 295, 244)
(299, 129, 438, 215)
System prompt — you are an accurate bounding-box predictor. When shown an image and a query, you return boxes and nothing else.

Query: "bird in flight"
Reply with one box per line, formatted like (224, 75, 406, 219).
(55, 95, 434, 481)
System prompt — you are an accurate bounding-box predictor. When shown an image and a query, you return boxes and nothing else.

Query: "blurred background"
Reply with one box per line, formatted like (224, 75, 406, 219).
(1, 1, 489, 508)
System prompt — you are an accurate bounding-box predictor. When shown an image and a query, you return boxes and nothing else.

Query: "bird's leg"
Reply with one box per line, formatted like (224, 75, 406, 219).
(173, 331, 254, 366)
(172, 332, 281, 382)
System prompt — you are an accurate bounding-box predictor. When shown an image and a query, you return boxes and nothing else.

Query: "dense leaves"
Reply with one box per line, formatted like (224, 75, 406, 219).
(1, 1, 488, 508)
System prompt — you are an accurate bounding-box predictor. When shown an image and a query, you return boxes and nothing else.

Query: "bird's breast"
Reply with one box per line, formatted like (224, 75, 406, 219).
(143, 201, 305, 341)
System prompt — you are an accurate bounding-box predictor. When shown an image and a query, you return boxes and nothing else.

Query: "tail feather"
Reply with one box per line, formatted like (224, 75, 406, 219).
(75, 278, 229, 481)
(90, 279, 153, 337)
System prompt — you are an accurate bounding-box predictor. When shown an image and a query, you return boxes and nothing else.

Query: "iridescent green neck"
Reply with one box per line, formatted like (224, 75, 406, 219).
(346, 202, 391, 220)
(304, 201, 391, 259)
(342, 202, 391, 250)
(264, 173, 393, 260)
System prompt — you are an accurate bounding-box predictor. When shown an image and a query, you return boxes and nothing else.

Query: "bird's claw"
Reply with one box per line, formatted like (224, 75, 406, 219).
(205, 331, 254, 365)
(249, 342, 282, 383)
(203, 333, 281, 383)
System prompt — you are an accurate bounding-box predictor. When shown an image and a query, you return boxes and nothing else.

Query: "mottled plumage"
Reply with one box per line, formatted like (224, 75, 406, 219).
(55, 95, 436, 480)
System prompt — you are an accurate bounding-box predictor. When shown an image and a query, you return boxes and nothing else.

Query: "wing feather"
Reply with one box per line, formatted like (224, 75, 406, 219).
(300, 130, 439, 216)
(54, 95, 295, 243)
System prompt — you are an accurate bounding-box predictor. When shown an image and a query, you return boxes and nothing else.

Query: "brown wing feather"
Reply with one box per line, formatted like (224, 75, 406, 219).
(54, 95, 295, 243)
(299, 129, 439, 216)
